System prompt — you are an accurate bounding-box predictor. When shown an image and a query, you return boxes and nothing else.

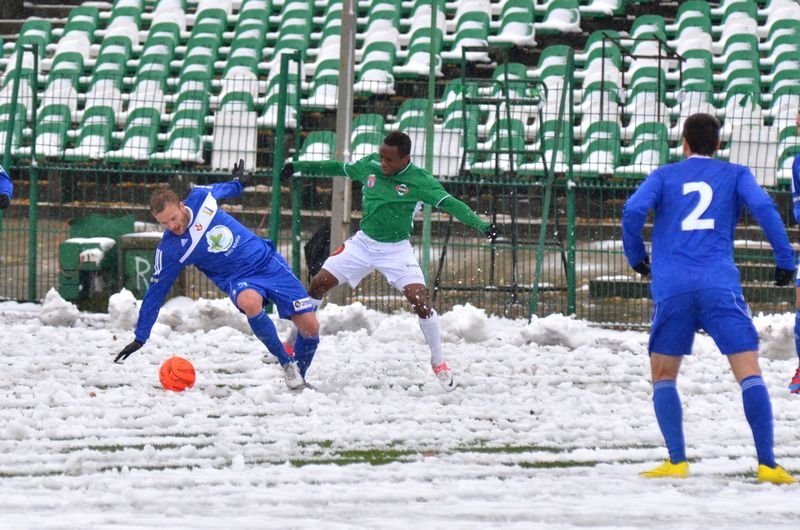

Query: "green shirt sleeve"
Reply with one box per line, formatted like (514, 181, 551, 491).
(294, 154, 377, 185)
(293, 160, 348, 176)
(437, 196, 491, 234)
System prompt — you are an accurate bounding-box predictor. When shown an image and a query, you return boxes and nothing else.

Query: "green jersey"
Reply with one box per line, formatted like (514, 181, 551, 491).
(295, 153, 490, 243)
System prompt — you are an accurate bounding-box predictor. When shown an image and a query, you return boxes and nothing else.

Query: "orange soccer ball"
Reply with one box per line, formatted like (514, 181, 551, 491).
(159, 356, 196, 392)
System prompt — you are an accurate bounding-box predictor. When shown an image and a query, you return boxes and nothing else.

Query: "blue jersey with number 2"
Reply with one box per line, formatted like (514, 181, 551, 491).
(622, 156, 795, 302)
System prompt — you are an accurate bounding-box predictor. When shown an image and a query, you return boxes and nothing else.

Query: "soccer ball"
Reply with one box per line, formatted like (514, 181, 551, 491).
(159, 356, 196, 392)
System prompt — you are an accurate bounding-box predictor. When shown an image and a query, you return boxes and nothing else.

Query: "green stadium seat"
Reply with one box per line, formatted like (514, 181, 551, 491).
(353, 26, 399, 95)
(517, 119, 569, 177)
(471, 117, 527, 174)
(62, 6, 100, 41)
(151, 124, 204, 165)
(148, 0, 187, 32)
(16, 19, 52, 56)
(0, 103, 26, 154)
(395, 1, 446, 78)
(63, 106, 115, 161)
(352, 113, 385, 136)
(364, 0, 400, 29)
(581, 0, 626, 18)
(104, 107, 161, 163)
(535, 0, 581, 36)
(577, 83, 621, 140)
(441, 1, 490, 64)
(351, 130, 383, 159)
(32, 103, 72, 158)
(574, 121, 620, 177)
(297, 130, 336, 162)
(489, 0, 535, 46)
(616, 139, 669, 179)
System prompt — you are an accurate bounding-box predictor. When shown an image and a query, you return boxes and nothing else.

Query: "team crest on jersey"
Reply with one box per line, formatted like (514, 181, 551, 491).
(367, 175, 376, 188)
(396, 184, 409, 196)
(205, 225, 234, 253)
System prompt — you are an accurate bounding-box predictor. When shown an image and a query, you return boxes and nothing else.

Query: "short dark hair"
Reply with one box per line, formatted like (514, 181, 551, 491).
(383, 131, 412, 157)
(150, 187, 181, 215)
(682, 113, 720, 156)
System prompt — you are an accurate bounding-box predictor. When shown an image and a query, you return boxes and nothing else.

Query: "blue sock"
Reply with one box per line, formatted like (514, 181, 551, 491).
(794, 310, 800, 362)
(248, 311, 291, 365)
(293, 333, 319, 378)
(741, 375, 776, 467)
(653, 380, 686, 464)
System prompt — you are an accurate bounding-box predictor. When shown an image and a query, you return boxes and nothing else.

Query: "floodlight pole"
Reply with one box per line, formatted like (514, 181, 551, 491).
(329, 0, 356, 305)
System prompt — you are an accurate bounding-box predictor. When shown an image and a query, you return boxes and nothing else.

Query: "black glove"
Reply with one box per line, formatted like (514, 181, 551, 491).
(632, 256, 651, 277)
(0, 194, 8, 209)
(114, 340, 143, 364)
(774, 266, 795, 287)
(485, 223, 498, 244)
(231, 158, 251, 186)
(280, 163, 295, 181)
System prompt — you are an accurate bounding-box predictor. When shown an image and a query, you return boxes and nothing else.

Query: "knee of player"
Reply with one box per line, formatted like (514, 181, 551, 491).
(294, 313, 320, 336)
(236, 290, 264, 317)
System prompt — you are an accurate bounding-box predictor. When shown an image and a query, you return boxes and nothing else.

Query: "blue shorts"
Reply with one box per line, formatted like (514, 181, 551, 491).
(227, 252, 314, 319)
(649, 288, 758, 356)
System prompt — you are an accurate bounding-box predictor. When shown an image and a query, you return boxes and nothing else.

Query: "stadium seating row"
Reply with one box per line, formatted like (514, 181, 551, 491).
(0, 0, 797, 181)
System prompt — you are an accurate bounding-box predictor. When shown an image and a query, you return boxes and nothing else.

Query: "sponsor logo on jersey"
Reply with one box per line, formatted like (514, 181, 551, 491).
(205, 225, 235, 253)
(396, 184, 409, 196)
(201, 206, 214, 216)
(194, 223, 203, 231)
(293, 297, 313, 311)
(367, 175, 376, 188)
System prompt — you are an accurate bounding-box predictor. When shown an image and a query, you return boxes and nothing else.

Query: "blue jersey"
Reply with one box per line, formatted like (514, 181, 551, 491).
(791, 154, 800, 223)
(622, 156, 795, 302)
(134, 181, 275, 342)
(0, 164, 12, 199)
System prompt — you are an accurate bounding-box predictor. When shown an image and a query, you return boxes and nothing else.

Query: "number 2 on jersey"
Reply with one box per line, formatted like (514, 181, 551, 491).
(681, 181, 715, 231)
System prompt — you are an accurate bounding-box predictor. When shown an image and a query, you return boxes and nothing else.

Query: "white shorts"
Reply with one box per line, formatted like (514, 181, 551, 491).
(322, 230, 425, 291)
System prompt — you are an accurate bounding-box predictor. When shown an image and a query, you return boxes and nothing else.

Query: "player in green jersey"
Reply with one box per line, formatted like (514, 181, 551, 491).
(282, 131, 496, 391)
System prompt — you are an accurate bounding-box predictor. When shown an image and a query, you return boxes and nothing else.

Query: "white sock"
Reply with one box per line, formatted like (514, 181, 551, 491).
(419, 310, 444, 366)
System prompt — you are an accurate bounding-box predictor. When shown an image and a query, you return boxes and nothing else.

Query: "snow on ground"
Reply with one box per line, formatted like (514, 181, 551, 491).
(1, 291, 800, 529)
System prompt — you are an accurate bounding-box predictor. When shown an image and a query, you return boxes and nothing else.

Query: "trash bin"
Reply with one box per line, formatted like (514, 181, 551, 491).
(56, 214, 134, 310)
(58, 237, 117, 303)
(118, 232, 186, 300)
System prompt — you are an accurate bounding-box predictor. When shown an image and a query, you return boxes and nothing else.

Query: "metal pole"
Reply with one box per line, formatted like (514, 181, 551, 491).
(28, 45, 40, 301)
(421, 0, 439, 282)
(329, 0, 356, 305)
(270, 52, 297, 244)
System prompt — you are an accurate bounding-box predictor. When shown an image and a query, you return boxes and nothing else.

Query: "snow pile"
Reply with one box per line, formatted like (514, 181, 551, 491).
(38, 288, 80, 327)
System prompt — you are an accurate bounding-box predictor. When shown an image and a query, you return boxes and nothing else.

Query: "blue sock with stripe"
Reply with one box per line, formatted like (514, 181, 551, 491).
(653, 380, 686, 464)
(741, 375, 776, 467)
(293, 333, 319, 378)
(794, 310, 800, 362)
(248, 311, 292, 365)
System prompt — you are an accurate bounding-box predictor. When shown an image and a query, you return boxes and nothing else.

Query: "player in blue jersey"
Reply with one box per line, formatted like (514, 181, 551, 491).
(0, 164, 12, 210)
(113, 161, 320, 391)
(622, 113, 797, 484)
(788, 109, 800, 394)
